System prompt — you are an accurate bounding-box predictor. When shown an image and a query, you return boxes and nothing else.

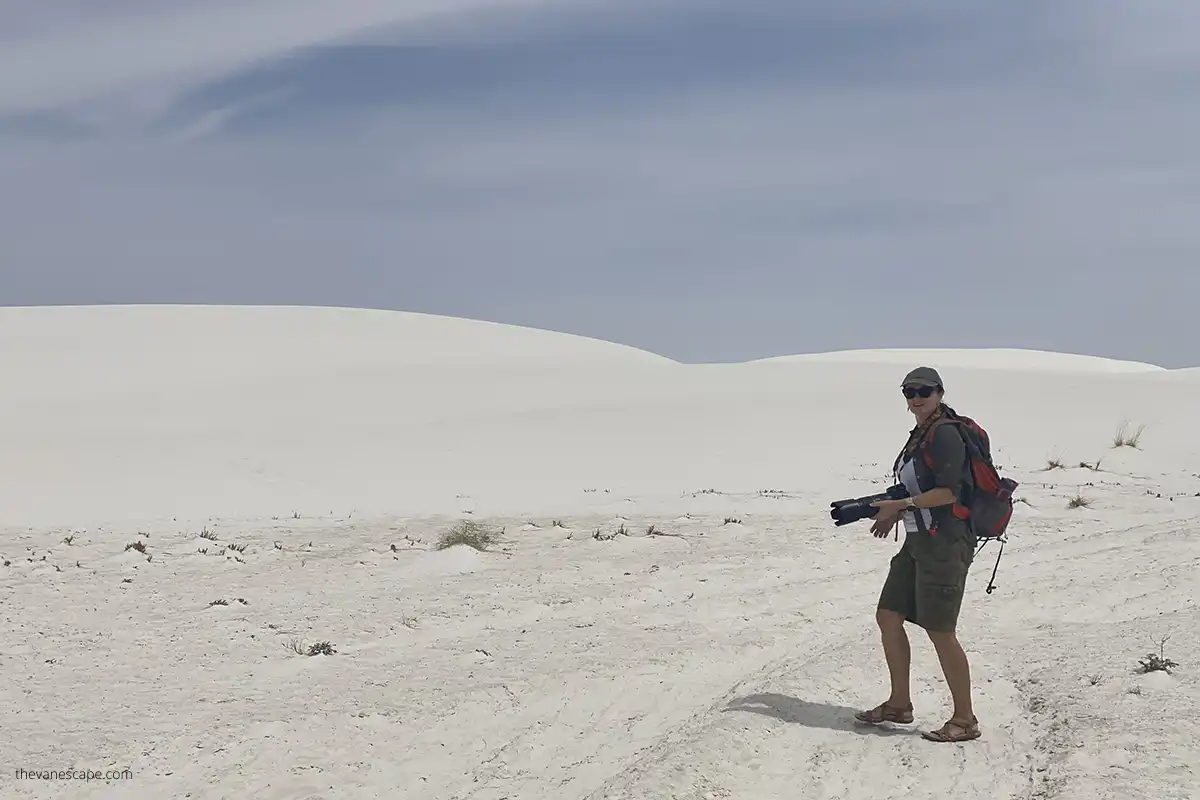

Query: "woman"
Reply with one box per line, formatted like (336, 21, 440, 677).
(854, 366, 981, 743)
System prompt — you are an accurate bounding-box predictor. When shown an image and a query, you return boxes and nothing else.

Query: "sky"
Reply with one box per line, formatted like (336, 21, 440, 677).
(1, 0, 1198, 367)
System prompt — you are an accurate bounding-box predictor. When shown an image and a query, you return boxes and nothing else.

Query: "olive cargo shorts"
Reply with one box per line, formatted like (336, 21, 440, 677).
(878, 528, 974, 632)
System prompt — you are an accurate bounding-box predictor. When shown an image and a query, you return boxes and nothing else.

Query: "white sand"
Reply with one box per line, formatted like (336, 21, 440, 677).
(1, 304, 1197, 800)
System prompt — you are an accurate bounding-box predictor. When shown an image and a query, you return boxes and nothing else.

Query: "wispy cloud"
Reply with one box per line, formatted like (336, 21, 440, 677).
(0, 0, 558, 121)
(1, 0, 1198, 366)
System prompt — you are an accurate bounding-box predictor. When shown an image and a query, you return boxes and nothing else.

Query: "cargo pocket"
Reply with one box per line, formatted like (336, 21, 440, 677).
(914, 543, 970, 631)
(917, 536, 970, 586)
(925, 531, 972, 567)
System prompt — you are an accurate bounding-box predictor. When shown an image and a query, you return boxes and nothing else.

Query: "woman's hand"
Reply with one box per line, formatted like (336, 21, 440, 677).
(869, 508, 902, 538)
(871, 498, 910, 519)
(870, 498, 908, 539)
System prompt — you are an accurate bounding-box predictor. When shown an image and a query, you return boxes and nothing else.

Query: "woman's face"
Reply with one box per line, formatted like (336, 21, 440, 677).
(902, 383, 941, 418)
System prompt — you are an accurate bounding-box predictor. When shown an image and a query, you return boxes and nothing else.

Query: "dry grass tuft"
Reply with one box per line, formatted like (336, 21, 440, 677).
(1112, 420, 1146, 449)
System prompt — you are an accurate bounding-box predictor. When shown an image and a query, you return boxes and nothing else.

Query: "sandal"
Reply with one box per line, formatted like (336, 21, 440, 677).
(854, 701, 914, 725)
(921, 715, 980, 742)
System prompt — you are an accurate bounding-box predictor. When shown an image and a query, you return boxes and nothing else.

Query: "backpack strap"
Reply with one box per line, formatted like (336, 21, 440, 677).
(919, 416, 958, 465)
(918, 417, 975, 520)
(921, 416, 991, 466)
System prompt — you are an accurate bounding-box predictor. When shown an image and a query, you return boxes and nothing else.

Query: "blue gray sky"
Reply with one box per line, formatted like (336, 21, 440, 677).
(2, 0, 1198, 366)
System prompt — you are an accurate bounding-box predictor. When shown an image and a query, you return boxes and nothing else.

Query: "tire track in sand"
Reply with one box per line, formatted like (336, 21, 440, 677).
(582, 623, 1045, 800)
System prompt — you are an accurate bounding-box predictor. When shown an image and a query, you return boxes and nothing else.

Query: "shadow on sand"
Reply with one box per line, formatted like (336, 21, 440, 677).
(723, 693, 920, 737)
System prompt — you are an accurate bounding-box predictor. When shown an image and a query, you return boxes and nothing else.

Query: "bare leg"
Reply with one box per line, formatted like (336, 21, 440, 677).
(876, 608, 911, 706)
(927, 629, 973, 721)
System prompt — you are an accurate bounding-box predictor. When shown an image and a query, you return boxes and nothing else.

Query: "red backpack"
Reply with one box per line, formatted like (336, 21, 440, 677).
(919, 410, 1019, 593)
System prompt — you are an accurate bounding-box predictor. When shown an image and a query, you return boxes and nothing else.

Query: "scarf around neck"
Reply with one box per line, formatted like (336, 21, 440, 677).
(899, 402, 948, 464)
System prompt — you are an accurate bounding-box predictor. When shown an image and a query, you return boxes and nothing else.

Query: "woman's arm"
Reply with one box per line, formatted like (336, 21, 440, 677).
(920, 423, 969, 506)
(909, 486, 957, 507)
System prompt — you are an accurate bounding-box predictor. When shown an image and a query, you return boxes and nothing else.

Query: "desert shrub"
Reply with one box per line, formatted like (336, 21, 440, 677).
(1067, 492, 1092, 509)
(285, 637, 336, 656)
(1137, 635, 1179, 674)
(435, 520, 502, 551)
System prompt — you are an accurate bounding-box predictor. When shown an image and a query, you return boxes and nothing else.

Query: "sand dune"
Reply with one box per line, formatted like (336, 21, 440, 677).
(1, 305, 1197, 800)
(749, 347, 1168, 373)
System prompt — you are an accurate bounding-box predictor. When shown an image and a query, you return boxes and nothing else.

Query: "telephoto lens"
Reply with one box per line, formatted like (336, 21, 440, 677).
(829, 484, 910, 526)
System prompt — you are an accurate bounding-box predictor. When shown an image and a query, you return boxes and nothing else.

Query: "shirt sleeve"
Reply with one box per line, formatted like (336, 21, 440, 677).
(927, 423, 967, 491)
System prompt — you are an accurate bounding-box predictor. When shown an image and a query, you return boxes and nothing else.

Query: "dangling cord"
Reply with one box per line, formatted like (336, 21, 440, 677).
(984, 538, 1005, 594)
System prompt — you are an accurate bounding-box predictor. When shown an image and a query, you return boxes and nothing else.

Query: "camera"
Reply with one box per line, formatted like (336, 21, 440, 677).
(829, 484, 910, 526)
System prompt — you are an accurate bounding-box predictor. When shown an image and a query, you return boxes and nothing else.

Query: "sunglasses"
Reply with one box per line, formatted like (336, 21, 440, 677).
(901, 384, 940, 399)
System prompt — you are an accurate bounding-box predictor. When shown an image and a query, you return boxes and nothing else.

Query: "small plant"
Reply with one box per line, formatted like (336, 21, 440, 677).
(63, 535, 75, 545)
(227, 543, 247, 553)
(435, 519, 502, 551)
(723, 516, 742, 524)
(1044, 457, 1065, 471)
(199, 528, 218, 541)
(125, 541, 147, 553)
(1067, 492, 1092, 509)
(593, 523, 630, 541)
(1137, 635, 1179, 674)
(208, 598, 229, 607)
(1113, 420, 1146, 449)
(286, 638, 335, 656)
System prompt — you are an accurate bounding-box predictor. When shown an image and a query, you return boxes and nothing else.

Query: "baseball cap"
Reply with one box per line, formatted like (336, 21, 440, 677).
(902, 366, 943, 388)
